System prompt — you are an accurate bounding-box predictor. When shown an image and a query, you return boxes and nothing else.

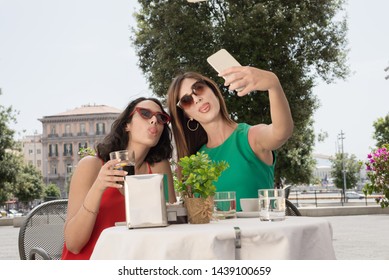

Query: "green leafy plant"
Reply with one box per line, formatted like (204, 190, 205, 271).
(175, 151, 229, 199)
(362, 144, 389, 208)
(78, 147, 96, 158)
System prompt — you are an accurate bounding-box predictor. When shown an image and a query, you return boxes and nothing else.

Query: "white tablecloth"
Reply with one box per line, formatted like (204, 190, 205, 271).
(90, 216, 336, 260)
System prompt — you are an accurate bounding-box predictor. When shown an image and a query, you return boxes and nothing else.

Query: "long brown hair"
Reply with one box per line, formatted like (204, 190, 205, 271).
(167, 72, 233, 162)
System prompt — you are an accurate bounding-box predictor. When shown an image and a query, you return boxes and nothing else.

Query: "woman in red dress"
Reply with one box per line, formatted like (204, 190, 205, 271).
(61, 97, 176, 260)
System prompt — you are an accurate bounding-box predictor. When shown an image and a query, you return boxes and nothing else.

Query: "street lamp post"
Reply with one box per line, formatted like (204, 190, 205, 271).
(338, 130, 347, 203)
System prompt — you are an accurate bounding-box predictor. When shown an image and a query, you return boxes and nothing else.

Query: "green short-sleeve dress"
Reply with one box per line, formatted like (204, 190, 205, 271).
(199, 123, 275, 211)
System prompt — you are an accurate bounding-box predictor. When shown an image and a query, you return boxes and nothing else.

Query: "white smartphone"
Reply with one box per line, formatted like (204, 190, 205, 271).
(207, 49, 241, 74)
(207, 49, 243, 91)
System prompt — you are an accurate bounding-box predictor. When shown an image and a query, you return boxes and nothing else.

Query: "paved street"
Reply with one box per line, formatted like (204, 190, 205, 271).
(1, 214, 388, 260)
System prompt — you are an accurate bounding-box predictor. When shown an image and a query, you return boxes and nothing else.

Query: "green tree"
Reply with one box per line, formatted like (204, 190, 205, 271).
(43, 183, 61, 201)
(14, 164, 45, 205)
(330, 153, 361, 190)
(132, 0, 349, 185)
(0, 92, 23, 204)
(373, 114, 389, 147)
(0, 153, 23, 204)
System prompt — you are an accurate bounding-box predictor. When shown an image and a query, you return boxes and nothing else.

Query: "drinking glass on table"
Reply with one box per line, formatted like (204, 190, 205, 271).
(213, 191, 236, 219)
(258, 189, 285, 221)
(109, 150, 135, 184)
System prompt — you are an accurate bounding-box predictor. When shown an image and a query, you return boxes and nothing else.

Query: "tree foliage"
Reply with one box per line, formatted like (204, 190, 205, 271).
(373, 114, 389, 147)
(14, 164, 45, 204)
(330, 153, 361, 190)
(132, 0, 349, 185)
(0, 93, 22, 204)
(43, 183, 61, 201)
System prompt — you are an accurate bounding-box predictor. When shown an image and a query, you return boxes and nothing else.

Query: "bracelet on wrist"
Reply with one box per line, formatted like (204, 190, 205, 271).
(82, 202, 99, 215)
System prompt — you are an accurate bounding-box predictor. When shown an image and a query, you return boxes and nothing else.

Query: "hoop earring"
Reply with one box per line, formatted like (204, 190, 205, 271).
(187, 119, 199, 132)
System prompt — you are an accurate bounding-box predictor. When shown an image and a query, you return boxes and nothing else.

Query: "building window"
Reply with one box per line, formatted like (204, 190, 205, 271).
(96, 123, 105, 135)
(78, 123, 87, 136)
(29, 149, 33, 155)
(66, 163, 73, 174)
(49, 144, 58, 157)
(37, 160, 41, 168)
(65, 124, 71, 134)
(50, 164, 57, 175)
(64, 143, 73, 156)
(79, 142, 88, 149)
(63, 124, 72, 137)
(50, 126, 56, 135)
(37, 149, 41, 155)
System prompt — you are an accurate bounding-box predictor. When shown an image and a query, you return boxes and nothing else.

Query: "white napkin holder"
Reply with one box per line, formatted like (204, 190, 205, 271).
(124, 174, 168, 229)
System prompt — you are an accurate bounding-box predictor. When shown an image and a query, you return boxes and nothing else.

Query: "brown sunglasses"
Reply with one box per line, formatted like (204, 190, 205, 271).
(176, 80, 208, 109)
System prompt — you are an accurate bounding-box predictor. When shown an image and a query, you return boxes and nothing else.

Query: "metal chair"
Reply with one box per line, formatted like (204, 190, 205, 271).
(18, 199, 68, 260)
(285, 199, 301, 216)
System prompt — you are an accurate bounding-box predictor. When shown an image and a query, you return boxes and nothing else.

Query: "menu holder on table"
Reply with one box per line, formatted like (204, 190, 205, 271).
(124, 174, 169, 229)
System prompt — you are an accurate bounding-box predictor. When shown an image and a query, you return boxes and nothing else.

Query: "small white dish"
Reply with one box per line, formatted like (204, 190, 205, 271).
(236, 211, 260, 218)
(240, 198, 259, 212)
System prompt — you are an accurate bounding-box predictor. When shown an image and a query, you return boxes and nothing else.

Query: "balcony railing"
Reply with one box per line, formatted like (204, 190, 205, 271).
(77, 132, 88, 136)
(62, 133, 73, 137)
(47, 134, 59, 138)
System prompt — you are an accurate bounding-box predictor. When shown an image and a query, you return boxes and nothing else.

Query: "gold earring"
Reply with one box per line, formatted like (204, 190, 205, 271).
(187, 119, 199, 132)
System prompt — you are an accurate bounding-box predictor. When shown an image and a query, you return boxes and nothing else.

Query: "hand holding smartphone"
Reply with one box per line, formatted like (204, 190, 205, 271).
(207, 49, 244, 92)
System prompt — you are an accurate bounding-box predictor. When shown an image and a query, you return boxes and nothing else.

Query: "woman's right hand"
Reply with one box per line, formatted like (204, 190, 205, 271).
(93, 159, 128, 192)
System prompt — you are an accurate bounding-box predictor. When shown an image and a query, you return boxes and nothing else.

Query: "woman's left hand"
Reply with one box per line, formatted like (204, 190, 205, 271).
(219, 66, 281, 97)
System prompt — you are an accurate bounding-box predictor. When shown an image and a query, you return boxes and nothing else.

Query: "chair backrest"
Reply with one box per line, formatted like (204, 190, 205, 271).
(285, 199, 301, 216)
(18, 199, 68, 260)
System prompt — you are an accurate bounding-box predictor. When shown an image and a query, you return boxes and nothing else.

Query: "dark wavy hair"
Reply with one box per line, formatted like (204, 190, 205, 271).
(96, 97, 173, 164)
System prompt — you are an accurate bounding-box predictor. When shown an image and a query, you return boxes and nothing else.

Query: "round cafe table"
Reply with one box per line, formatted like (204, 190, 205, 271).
(90, 216, 336, 260)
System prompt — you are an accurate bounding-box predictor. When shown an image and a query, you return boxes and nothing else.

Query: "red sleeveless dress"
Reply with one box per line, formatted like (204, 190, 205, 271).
(61, 162, 152, 260)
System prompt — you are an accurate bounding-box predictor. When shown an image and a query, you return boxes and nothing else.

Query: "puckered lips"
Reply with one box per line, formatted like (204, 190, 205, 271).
(148, 126, 159, 136)
(199, 102, 210, 113)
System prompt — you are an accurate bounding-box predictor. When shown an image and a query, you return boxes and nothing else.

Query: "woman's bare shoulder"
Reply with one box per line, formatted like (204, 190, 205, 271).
(74, 156, 103, 172)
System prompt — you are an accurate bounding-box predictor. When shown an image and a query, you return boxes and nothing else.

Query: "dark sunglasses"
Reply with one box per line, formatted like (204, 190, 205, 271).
(130, 107, 171, 125)
(177, 80, 208, 109)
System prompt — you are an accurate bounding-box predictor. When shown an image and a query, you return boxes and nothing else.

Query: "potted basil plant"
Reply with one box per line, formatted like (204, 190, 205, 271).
(175, 151, 229, 224)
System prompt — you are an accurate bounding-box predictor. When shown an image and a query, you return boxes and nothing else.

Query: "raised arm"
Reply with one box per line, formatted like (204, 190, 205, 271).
(220, 66, 294, 153)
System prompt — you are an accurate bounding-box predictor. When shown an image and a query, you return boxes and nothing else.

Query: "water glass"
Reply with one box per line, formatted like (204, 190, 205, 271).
(213, 191, 236, 219)
(109, 150, 135, 177)
(258, 189, 285, 221)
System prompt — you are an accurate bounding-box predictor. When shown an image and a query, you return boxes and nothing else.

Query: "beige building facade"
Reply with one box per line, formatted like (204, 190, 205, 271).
(39, 104, 121, 197)
(20, 132, 43, 174)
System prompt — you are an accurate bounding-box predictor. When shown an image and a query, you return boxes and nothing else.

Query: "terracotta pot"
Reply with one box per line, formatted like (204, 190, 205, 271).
(185, 196, 214, 224)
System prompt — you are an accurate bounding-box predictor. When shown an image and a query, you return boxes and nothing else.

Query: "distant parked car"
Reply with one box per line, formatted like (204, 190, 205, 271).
(7, 209, 23, 217)
(345, 191, 365, 199)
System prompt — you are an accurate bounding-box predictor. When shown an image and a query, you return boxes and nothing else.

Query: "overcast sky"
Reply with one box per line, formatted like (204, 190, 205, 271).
(1, 0, 388, 161)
